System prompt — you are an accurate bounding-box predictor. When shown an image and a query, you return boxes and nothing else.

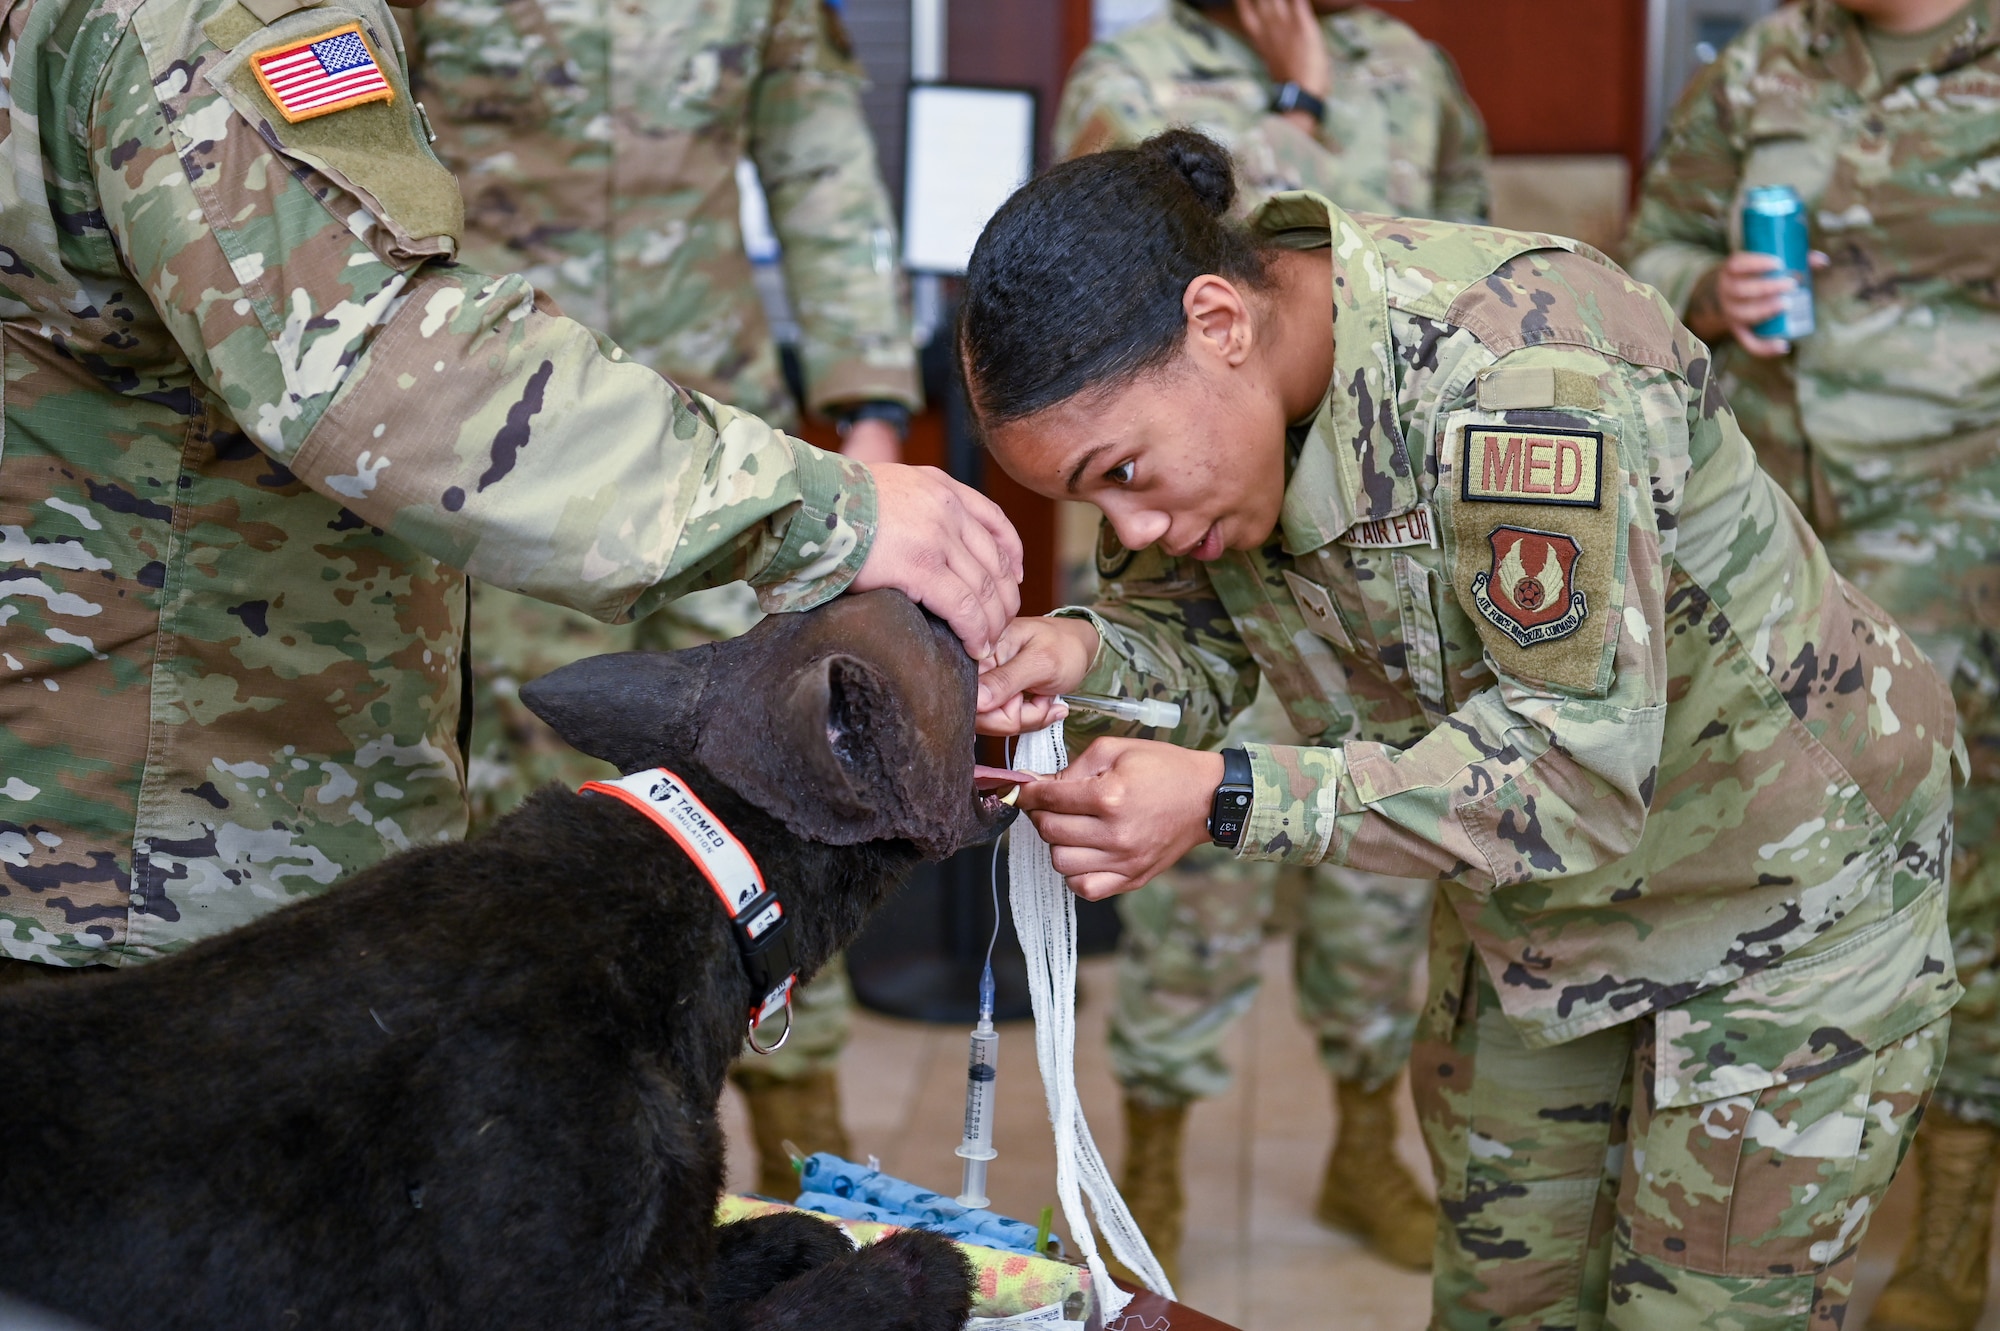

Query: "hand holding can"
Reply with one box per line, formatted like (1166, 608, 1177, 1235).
(1741, 184, 1816, 342)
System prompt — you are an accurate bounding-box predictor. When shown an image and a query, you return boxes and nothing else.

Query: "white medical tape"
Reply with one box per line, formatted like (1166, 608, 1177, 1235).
(1009, 719, 1175, 1321)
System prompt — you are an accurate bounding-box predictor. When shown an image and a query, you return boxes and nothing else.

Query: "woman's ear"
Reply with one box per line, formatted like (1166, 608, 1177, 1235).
(1183, 274, 1255, 368)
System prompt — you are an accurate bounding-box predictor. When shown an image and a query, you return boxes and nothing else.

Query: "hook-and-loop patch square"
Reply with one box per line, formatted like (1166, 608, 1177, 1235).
(1460, 425, 1603, 508)
(1446, 412, 1623, 695)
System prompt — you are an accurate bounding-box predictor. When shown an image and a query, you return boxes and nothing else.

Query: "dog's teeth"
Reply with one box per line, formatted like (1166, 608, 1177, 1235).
(999, 788, 1020, 807)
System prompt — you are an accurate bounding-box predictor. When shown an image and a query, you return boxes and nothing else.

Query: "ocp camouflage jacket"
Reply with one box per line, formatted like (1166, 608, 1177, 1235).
(1061, 194, 1961, 1103)
(0, 0, 873, 965)
(1054, 1, 1489, 221)
(1622, 0, 2000, 535)
(406, 0, 920, 425)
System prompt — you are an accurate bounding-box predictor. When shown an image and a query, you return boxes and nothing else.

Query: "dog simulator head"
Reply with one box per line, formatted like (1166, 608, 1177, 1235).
(520, 590, 1012, 861)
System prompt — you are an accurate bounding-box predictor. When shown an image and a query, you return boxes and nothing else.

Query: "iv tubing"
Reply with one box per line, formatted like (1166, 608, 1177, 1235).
(956, 743, 1009, 1209)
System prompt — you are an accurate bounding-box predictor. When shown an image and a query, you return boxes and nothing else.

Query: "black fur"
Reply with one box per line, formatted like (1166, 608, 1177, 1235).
(0, 591, 1003, 1331)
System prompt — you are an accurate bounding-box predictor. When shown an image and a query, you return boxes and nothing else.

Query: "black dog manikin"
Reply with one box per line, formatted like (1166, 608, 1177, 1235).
(0, 590, 1011, 1331)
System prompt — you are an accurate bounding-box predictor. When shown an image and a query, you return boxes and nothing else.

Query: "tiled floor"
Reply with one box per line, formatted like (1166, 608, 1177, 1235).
(721, 944, 1996, 1331)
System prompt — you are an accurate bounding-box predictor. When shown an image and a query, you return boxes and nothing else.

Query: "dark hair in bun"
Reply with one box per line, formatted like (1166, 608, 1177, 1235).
(960, 129, 1276, 427)
(1155, 129, 1237, 216)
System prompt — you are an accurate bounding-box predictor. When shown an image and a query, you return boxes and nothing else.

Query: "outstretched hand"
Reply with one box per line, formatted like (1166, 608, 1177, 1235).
(852, 463, 1023, 659)
(1014, 737, 1222, 900)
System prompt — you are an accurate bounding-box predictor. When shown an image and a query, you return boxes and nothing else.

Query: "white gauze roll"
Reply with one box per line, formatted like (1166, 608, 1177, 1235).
(1008, 718, 1176, 1317)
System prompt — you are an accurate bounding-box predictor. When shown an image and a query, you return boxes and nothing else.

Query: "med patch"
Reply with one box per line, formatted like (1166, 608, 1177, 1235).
(1460, 425, 1602, 508)
(1447, 412, 1624, 695)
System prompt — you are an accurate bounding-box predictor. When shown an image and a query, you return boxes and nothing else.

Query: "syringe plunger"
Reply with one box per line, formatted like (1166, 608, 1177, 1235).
(955, 1018, 999, 1209)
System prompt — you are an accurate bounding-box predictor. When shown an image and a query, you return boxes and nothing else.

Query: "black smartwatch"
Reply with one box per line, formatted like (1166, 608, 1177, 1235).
(1207, 747, 1254, 849)
(832, 399, 911, 442)
(1270, 82, 1327, 124)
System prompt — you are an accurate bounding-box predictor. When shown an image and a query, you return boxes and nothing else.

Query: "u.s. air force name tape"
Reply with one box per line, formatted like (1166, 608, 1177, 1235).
(1337, 504, 1437, 549)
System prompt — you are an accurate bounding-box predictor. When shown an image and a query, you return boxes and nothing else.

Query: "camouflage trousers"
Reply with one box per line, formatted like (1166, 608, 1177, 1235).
(1413, 954, 1947, 1331)
(465, 580, 850, 1081)
(1825, 518, 2000, 1125)
(1110, 687, 1434, 1105)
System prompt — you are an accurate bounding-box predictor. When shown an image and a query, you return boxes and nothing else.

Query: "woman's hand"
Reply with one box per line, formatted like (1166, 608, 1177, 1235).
(976, 616, 1101, 735)
(1685, 249, 1830, 358)
(1235, 0, 1330, 114)
(1015, 738, 1223, 900)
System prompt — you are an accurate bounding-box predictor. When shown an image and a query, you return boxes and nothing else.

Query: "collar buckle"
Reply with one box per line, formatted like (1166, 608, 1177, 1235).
(735, 889, 801, 1055)
(747, 988, 795, 1055)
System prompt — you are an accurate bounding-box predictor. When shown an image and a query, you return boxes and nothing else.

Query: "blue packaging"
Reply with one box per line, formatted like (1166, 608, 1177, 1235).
(791, 1154, 1051, 1255)
(1741, 184, 1815, 341)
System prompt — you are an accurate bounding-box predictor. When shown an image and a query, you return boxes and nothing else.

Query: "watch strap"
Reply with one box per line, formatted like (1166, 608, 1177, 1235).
(1271, 81, 1326, 123)
(832, 399, 912, 441)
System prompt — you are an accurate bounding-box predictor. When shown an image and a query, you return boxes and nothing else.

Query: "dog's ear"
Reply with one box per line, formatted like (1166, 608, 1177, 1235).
(519, 646, 716, 773)
(697, 649, 916, 846)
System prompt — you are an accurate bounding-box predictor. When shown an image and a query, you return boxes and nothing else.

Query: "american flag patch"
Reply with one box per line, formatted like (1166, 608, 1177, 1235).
(251, 23, 394, 123)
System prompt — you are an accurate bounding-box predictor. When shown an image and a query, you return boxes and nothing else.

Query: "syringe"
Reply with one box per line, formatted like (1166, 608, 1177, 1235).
(955, 963, 1000, 1209)
(1056, 692, 1181, 730)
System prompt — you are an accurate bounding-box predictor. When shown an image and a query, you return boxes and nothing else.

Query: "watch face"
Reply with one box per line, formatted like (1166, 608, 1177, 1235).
(1210, 787, 1251, 845)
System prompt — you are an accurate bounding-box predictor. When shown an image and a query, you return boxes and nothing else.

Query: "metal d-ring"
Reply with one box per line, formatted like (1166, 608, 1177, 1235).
(746, 1000, 794, 1056)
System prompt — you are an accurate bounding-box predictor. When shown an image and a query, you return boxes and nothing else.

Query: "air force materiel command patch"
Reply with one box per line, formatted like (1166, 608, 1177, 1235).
(1471, 527, 1587, 647)
(252, 24, 394, 123)
(1461, 425, 1603, 507)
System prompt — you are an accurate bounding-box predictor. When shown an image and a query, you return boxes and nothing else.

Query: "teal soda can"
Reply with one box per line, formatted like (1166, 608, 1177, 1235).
(1741, 184, 1814, 340)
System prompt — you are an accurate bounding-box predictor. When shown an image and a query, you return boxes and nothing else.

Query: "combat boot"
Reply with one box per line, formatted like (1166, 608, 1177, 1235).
(1113, 1094, 1187, 1289)
(1316, 1076, 1438, 1270)
(1869, 1107, 2000, 1331)
(732, 1067, 852, 1201)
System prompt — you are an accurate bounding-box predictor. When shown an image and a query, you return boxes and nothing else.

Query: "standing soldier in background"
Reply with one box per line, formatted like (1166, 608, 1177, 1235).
(402, 0, 921, 1198)
(1058, 0, 1488, 220)
(1053, 0, 1488, 1278)
(1622, 2, 2000, 1328)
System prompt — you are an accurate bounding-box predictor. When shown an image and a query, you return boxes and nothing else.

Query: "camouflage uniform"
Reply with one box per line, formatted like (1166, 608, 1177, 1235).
(406, 0, 921, 826)
(410, 0, 920, 1081)
(0, 0, 879, 970)
(409, 0, 916, 426)
(1107, 682, 1433, 1103)
(1055, 2, 1490, 224)
(1059, 191, 1962, 1326)
(1621, 0, 2000, 1127)
(1056, 0, 1489, 1106)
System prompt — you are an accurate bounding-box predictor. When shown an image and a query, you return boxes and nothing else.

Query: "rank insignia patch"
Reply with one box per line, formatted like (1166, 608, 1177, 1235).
(252, 23, 394, 123)
(1461, 425, 1602, 507)
(1471, 526, 1588, 647)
